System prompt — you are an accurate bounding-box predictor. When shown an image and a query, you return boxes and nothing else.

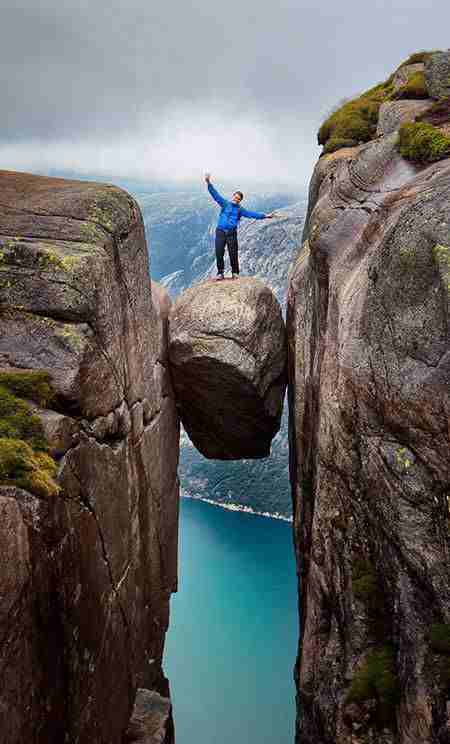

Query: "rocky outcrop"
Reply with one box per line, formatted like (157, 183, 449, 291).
(425, 50, 450, 99)
(288, 75, 450, 743)
(125, 689, 174, 744)
(168, 278, 286, 459)
(0, 171, 179, 743)
(376, 99, 432, 136)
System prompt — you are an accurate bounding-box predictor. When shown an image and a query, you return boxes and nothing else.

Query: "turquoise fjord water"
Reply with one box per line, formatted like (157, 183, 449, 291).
(164, 497, 298, 744)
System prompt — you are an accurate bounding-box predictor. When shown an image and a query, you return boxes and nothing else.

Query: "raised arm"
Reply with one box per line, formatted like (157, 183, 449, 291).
(205, 173, 226, 207)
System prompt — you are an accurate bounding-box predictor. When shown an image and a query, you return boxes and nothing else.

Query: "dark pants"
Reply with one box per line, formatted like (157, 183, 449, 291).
(215, 228, 239, 275)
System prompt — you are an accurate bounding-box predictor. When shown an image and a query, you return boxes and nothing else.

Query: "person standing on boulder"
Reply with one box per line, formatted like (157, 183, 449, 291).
(205, 173, 279, 280)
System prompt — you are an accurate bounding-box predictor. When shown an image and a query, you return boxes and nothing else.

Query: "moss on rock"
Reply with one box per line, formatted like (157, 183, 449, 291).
(429, 624, 450, 655)
(398, 121, 450, 162)
(0, 385, 47, 450)
(0, 371, 59, 497)
(352, 559, 378, 601)
(0, 437, 59, 497)
(318, 79, 395, 151)
(346, 646, 399, 725)
(0, 370, 53, 407)
(323, 137, 359, 154)
(317, 51, 438, 154)
(391, 70, 428, 100)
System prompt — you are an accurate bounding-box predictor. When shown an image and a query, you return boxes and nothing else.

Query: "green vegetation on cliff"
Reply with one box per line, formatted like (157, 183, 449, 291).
(429, 624, 450, 689)
(0, 371, 59, 497)
(0, 370, 54, 407)
(398, 121, 450, 162)
(429, 624, 450, 655)
(318, 78, 395, 154)
(391, 70, 428, 100)
(0, 438, 59, 498)
(352, 559, 378, 601)
(318, 51, 439, 155)
(346, 646, 399, 724)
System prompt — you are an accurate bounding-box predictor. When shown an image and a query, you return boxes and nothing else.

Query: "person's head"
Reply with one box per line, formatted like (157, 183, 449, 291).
(231, 190, 244, 205)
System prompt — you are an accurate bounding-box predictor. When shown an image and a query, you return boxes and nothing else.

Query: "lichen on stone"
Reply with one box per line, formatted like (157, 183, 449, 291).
(56, 325, 87, 352)
(398, 246, 418, 271)
(395, 446, 413, 470)
(432, 244, 450, 292)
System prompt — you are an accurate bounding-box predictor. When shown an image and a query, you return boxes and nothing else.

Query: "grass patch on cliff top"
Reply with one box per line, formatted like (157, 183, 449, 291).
(318, 51, 438, 155)
(0, 371, 59, 498)
(318, 78, 395, 154)
(398, 122, 450, 162)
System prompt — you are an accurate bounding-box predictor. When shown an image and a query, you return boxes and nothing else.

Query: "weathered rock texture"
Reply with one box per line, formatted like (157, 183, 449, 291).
(288, 105, 450, 740)
(425, 50, 450, 99)
(376, 99, 432, 136)
(168, 278, 287, 459)
(125, 688, 173, 744)
(0, 171, 179, 743)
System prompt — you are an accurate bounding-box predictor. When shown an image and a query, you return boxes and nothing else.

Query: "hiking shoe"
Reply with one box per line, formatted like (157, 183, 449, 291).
(216, 273, 224, 281)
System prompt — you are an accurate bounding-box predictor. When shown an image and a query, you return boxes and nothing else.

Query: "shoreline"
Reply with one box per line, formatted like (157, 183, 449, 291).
(181, 491, 293, 523)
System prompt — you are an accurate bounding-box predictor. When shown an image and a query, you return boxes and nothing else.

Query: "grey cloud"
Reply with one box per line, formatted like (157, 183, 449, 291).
(0, 0, 449, 185)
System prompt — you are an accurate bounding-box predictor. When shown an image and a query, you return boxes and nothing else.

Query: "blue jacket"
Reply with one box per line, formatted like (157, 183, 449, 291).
(207, 182, 267, 231)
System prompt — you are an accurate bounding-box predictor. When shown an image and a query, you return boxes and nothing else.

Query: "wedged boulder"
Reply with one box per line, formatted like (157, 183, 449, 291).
(168, 278, 286, 459)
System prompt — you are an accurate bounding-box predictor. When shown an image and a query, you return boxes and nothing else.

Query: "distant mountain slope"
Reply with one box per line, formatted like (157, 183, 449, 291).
(136, 188, 307, 518)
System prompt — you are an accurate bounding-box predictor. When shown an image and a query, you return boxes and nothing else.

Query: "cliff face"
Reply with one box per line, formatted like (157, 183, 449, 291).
(0, 171, 179, 743)
(288, 54, 450, 743)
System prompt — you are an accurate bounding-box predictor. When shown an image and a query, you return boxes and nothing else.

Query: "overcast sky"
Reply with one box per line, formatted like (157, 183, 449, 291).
(0, 0, 449, 189)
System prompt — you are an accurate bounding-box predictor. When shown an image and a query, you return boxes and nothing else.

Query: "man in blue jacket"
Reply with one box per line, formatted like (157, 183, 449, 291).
(205, 173, 279, 280)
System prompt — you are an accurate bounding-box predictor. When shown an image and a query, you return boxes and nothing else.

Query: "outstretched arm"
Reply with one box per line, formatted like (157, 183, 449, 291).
(240, 207, 280, 219)
(204, 172, 226, 207)
(239, 206, 268, 220)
